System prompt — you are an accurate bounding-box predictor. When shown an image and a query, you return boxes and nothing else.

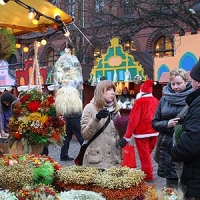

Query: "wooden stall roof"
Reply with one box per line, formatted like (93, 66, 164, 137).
(0, 0, 73, 36)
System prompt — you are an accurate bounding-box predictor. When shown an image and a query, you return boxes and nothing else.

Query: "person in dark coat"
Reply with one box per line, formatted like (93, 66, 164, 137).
(152, 68, 193, 188)
(171, 60, 200, 199)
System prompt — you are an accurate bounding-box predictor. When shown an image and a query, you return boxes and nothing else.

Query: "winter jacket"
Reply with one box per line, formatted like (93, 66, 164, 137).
(171, 88, 200, 198)
(152, 82, 193, 179)
(125, 94, 159, 139)
(81, 101, 121, 169)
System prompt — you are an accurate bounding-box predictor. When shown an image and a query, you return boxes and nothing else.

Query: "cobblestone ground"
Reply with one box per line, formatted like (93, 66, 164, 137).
(49, 138, 166, 188)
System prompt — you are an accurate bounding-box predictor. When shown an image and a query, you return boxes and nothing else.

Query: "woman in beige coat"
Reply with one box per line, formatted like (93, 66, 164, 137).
(81, 80, 126, 169)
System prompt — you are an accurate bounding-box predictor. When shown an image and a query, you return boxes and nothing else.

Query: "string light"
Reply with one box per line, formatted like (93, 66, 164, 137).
(0, 0, 9, 5)
(32, 13, 40, 25)
(28, 7, 35, 20)
(41, 39, 47, 45)
(16, 43, 21, 49)
(23, 46, 29, 53)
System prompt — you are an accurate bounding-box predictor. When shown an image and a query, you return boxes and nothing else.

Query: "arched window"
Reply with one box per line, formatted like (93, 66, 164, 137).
(124, 40, 136, 52)
(154, 36, 173, 57)
(47, 49, 57, 67)
(28, 50, 34, 60)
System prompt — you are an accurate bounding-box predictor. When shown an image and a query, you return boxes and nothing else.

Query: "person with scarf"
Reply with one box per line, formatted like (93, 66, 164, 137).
(171, 60, 200, 199)
(152, 68, 193, 188)
(81, 80, 125, 169)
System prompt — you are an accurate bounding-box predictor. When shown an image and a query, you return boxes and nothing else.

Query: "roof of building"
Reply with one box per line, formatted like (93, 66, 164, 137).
(130, 51, 154, 80)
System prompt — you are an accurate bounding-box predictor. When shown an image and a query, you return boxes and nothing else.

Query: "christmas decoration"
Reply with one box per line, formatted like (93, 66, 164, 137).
(8, 89, 66, 154)
(0, 28, 16, 60)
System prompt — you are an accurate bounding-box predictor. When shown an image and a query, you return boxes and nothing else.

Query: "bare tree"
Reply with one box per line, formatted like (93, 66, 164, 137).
(66, 0, 200, 62)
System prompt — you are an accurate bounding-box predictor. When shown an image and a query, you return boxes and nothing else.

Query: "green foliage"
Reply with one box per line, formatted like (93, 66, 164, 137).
(33, 161, 55, 185)
(174, 124, 183, 143)
(0, 28, 16, 60)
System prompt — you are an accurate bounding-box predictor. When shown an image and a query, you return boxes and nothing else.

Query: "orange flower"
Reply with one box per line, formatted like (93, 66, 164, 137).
(52, 132, 60, 140)
(12, 131, 22, 139)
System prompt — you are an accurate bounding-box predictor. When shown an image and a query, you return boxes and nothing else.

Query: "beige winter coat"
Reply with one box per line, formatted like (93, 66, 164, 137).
(81, 101, 122, 169)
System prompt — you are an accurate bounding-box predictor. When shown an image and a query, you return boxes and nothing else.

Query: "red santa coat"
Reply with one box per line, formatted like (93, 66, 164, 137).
(125, 94, 159, 139)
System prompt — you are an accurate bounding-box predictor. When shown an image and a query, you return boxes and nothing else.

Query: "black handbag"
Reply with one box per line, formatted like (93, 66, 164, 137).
(75, 116, 111, 166)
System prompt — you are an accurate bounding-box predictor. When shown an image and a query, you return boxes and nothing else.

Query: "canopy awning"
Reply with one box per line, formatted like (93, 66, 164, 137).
(0, 0, 73, 36)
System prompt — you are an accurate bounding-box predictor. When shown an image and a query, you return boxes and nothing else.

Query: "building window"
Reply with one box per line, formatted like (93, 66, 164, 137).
(95, 0, 104, 12)
(124, 0, 133, 15)
(124, 40, 136, 52)
(47, 49, 57, 67)
(66, 0, 75, 18)
(94, 46, 106, 65)
(154, 36, 173, 57)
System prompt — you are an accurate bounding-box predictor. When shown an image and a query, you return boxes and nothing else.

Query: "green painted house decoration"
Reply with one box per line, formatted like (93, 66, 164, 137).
(90, 37, 147, 85)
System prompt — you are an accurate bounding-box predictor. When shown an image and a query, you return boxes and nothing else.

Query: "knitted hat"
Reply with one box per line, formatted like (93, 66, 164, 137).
(190, 59, 200, 81)
(140, 80, 154, 94)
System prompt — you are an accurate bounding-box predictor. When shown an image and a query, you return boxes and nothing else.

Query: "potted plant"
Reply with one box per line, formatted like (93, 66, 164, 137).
(8, 88, 66, 154)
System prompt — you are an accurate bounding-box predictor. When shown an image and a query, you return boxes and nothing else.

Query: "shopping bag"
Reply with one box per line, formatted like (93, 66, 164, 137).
(75, 143, 88, 166)
(121, 143, 136, 168)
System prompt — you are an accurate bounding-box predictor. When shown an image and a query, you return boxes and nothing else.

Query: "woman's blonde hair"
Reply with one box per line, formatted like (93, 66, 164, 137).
(93, 80, 120, 112)
(169, 68, 188, 82)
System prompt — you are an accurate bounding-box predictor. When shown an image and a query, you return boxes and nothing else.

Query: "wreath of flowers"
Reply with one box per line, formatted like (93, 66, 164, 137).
(17, 184, 58, 200)
(56, 166, 99, 185)
(0, 154, 62, 186)
(92, 166, 147, 200)
(94, 166, 145, 189)
(57, 190, 106, 200)
(8, 89, 66, 153)
(0, 189, 17, 200)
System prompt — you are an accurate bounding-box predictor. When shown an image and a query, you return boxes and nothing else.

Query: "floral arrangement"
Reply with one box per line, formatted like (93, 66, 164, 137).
(57, 190, 106, 200)
(157, 187, 183, 200)
(0, 189, 17, 200)
(0, 154, 62, 186)
(8, 88, 66, 153)
(0, 163, 34, 192)
(55, 166, 99, 191)
(16, 184, 58, 200)
(92, 166, 147, 200)
(113, 115, 129, 138)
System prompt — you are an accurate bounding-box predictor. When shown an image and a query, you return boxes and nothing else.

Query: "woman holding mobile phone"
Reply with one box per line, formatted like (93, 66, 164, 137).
(80, 80, 126, 169)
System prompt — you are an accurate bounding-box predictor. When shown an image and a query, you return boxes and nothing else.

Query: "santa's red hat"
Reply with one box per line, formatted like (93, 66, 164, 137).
(140, 80, 154, 94)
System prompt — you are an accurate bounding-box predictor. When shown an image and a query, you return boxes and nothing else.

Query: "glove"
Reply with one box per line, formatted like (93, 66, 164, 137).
(96, 109, 109, 120)
(119, 138, 127, 148)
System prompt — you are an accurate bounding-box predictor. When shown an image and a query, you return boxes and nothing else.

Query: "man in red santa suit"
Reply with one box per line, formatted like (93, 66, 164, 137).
(124, 79, 159, 181)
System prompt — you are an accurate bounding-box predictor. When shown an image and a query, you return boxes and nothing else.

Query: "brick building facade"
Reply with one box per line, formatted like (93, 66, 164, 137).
(9, 0, 200, 101)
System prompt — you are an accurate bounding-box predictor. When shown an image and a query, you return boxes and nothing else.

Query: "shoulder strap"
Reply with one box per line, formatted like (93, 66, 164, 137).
(87, 115, 111, 146)
(176, 105, 189, 118)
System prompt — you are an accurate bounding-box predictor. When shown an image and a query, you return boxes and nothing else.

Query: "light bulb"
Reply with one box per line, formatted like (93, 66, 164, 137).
(28, 8, 35, 19)
(32, 19, 39, 25)
(32, 13, 40, 25)
(0, 0, 9, 5)
(23, 46, 29, 53)
(41, 39, 47, 45)
(16, 43, 21, 49)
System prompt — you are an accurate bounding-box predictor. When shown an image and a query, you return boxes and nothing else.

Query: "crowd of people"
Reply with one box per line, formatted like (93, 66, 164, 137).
(1, 60, 200, 199)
